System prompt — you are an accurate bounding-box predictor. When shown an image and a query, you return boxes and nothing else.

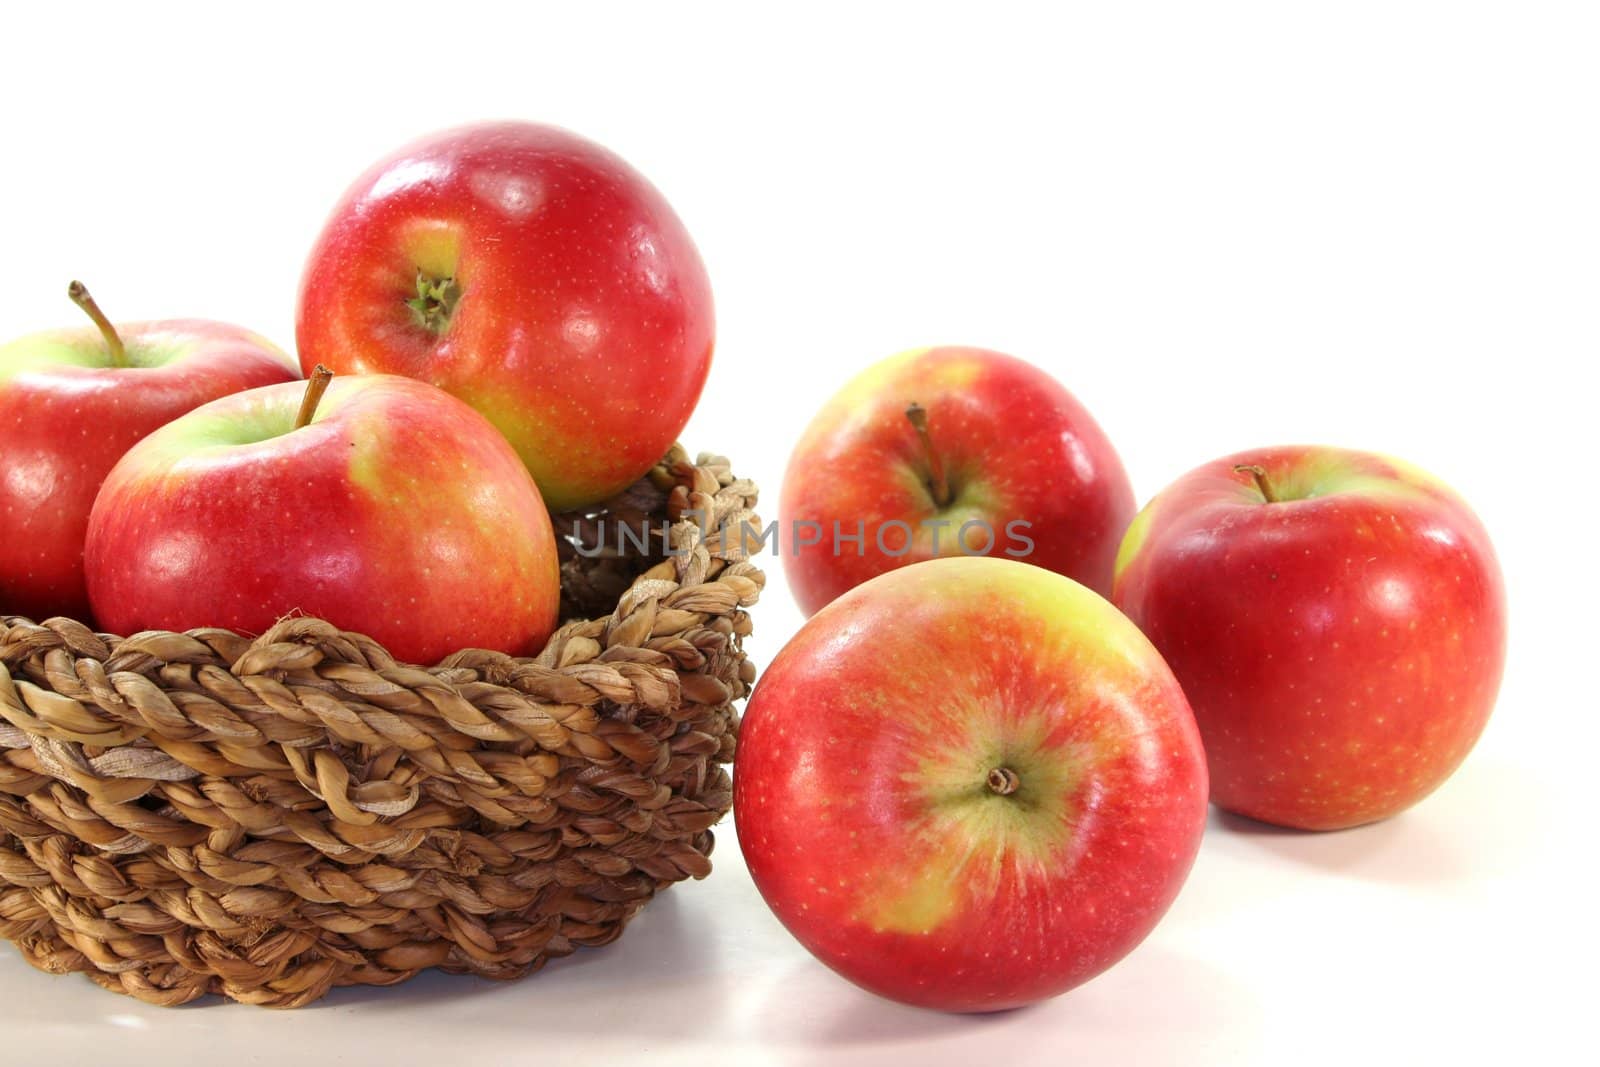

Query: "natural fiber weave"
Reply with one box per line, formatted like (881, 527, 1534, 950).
(0, 447, 762, 1007)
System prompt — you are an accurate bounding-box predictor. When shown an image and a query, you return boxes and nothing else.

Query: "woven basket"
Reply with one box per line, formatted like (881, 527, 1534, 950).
(0, 447, 761, 1008)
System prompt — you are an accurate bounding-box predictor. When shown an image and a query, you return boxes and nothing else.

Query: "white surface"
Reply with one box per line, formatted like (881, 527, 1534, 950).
(3, 2, 1596, 1064)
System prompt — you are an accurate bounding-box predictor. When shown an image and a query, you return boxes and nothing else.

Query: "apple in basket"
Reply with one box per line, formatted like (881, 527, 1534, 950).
(84, 368, 560, 665)
(296, 120, 715, 512)
(780, 345, 1135, 616)
(734, 556, 1208, 1011)
(0, 282, 299, 622)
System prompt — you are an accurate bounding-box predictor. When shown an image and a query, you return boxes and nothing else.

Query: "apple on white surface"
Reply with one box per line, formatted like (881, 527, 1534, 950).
(780, 345, 1135, 616)
(84, 368, 561, 665)
(0, 282, 300, 622)
(1113, 445, 1506, 830)
(735, 556, 1208, 1012)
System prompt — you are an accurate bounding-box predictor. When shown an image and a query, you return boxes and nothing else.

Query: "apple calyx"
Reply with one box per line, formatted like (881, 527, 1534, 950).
(66, 280, 128, 369)
(294, 365, 335, 430)
(986, 766, 1021, 796)
(405, 270, 460, 334)
(905, 402, 953, 508)
(1233, 463, 1280, 503)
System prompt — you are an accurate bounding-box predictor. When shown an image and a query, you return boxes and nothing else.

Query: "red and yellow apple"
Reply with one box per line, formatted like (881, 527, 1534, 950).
(1112, 446, 1506, 831)
(0, 283, 299, 622)
(296, 121, 714, 512)
(735, 556, 1208, 1012)
(85, 371, 560, 666)
(780, 346, 1135, 617)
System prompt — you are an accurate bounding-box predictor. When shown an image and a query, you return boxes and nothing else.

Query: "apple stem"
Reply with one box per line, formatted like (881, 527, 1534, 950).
(905, 403, 953, 508)
(987, 767, 1020, 796)
(294, 365, 334, 430)
(1234, 463, 1279, 503)
(66, 281, 128, 369)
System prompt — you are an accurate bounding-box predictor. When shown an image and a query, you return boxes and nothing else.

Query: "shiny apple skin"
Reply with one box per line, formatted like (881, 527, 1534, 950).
(0, 321, 299, 622)
(84, 374, 559, 666)
(295, 121, 714, 512)
(1112, 446, 1506, 831)
(780, 346, 1135, 617)
(735, 556, 1208, 1012)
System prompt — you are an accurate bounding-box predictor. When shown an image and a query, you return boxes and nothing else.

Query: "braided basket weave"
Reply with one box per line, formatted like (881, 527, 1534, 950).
(0, 447, 761, 1008)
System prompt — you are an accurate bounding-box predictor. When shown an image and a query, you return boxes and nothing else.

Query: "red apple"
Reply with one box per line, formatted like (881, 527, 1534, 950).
(84, 369, 560, 666)
(779, 345, 1135, 617)
(1112, 446, 1506, 831)
(296, 121, 714, 512)
(0, 282, 299, 622)
(735, 556, 1207, 1012)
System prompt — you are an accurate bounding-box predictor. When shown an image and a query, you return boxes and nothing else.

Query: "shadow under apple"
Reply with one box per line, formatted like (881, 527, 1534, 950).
(1205, 752, 1548, 886)
(750, 940, 1260, 1065)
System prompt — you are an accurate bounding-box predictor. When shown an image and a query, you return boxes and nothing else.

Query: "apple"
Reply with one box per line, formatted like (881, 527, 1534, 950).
(84, 369, 560, 666)
(735, 556, 1208, 1012)
(0, 282, 300, 622)
(295, 121, 714, 512)
(1112, 446, 1506, 831)
(779, 345, 1135, 617)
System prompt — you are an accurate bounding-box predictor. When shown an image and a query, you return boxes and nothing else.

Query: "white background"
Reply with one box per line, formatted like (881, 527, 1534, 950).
(3, 2, 1596, 1064)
